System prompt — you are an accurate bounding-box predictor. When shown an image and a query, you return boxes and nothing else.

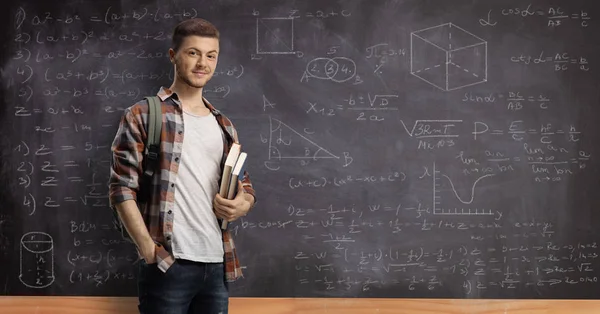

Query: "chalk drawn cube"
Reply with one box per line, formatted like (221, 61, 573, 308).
(256, 17, 295, 54)
(411, 23, 487, 91)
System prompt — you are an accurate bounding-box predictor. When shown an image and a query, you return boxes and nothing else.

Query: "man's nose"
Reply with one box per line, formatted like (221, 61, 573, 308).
(197, 56, 207, 66)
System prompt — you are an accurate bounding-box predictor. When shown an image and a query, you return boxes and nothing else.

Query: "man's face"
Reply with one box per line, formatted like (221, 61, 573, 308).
(170, 35, 219, 89)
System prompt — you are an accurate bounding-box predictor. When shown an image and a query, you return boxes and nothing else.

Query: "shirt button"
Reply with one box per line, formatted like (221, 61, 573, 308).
(175, 157, 179, 162)
(178, 131, 183, 134)
(166, 236, 171, 241)
(171, 183, 174, 187)
(168, 210, 172, 214)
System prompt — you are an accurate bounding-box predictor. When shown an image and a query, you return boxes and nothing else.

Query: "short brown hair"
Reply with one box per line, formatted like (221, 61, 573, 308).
(172, 18, 220, 52)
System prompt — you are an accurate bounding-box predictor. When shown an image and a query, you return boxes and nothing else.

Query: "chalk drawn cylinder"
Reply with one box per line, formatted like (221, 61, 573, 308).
(19, 232, 55, 288)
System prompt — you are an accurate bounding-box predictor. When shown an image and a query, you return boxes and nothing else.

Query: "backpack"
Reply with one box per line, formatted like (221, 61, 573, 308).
(140, 95, 162, 199)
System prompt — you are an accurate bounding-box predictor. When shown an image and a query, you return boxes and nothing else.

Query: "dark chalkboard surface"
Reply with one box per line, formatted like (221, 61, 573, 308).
(1, 0, 600, 299)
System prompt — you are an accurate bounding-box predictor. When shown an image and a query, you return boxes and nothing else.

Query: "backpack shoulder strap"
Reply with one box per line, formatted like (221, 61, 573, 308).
(143, 96, 162, 179)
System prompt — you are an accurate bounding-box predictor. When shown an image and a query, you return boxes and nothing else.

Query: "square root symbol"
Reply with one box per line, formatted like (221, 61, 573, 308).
(411, 23, 487, 91)
(256, 17, 295, 54)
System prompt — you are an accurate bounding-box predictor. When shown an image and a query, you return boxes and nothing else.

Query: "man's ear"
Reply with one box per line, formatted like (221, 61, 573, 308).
(168, 48, 176, 63)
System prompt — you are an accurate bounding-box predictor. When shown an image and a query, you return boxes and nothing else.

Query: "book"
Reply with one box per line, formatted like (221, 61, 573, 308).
(218, 143, 241, 230)
(218, 143, 241, 198)
(222, 152, 248, 229)
(226, 152, 247, 199)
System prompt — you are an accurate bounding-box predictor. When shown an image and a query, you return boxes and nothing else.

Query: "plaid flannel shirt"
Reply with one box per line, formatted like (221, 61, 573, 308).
(108, 87, 255, 281)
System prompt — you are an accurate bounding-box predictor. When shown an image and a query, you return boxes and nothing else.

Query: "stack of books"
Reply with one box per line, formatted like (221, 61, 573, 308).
(218, 143, 247, 229)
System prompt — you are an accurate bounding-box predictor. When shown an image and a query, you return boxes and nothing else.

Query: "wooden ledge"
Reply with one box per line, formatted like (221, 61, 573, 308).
(2, 297, 600, 313)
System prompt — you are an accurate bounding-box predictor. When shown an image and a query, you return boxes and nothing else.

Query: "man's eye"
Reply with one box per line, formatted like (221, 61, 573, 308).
(189, 51, 197, 55)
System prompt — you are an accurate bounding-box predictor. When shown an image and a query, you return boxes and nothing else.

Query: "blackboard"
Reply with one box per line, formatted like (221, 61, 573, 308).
(1, 0, 600, 299)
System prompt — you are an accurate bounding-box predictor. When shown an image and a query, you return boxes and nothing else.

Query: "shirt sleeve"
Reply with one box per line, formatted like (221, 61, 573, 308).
(108, 107, 145, 207)
(241, 170, 256, 205)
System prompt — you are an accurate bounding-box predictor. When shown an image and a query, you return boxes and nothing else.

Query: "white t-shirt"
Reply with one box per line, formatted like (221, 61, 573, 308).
(172, 110, 224, 262)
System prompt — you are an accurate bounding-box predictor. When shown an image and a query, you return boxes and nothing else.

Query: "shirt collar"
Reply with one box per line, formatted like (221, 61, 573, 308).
(156, 86, 221, 115)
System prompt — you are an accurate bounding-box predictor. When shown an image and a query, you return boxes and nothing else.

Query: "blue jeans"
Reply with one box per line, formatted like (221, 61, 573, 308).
(137, 259, 229, 314)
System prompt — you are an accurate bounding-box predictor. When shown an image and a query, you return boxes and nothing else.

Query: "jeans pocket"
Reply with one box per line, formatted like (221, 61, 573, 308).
(163, 260, 177, 275)
(139, 260, 158, 272)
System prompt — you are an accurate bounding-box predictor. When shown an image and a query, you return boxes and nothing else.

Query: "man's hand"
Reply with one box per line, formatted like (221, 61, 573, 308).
(213, 180, 253, 222)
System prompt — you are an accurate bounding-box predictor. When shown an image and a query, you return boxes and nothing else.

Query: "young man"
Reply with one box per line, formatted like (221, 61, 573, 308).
(109, 18, 256, 314)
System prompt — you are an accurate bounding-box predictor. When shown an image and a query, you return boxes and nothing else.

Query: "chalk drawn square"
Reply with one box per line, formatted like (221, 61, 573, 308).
(256, 18, 295, 54)
(411, 23, 487, 91)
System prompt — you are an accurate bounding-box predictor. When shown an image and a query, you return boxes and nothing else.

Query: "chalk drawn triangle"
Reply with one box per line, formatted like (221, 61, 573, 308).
(268, 116, 339, 160)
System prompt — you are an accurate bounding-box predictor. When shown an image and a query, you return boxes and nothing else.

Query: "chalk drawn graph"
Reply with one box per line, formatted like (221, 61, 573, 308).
(432, 162, 495, 216)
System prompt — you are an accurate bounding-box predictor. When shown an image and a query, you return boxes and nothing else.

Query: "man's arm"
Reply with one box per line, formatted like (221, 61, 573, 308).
(109, 107, 156, 261)
(214, 116, 257, 222)
(115, 200, 156, 263)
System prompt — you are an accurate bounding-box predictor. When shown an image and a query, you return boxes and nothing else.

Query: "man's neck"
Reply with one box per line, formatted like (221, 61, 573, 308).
(169, 83, 205, 109)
